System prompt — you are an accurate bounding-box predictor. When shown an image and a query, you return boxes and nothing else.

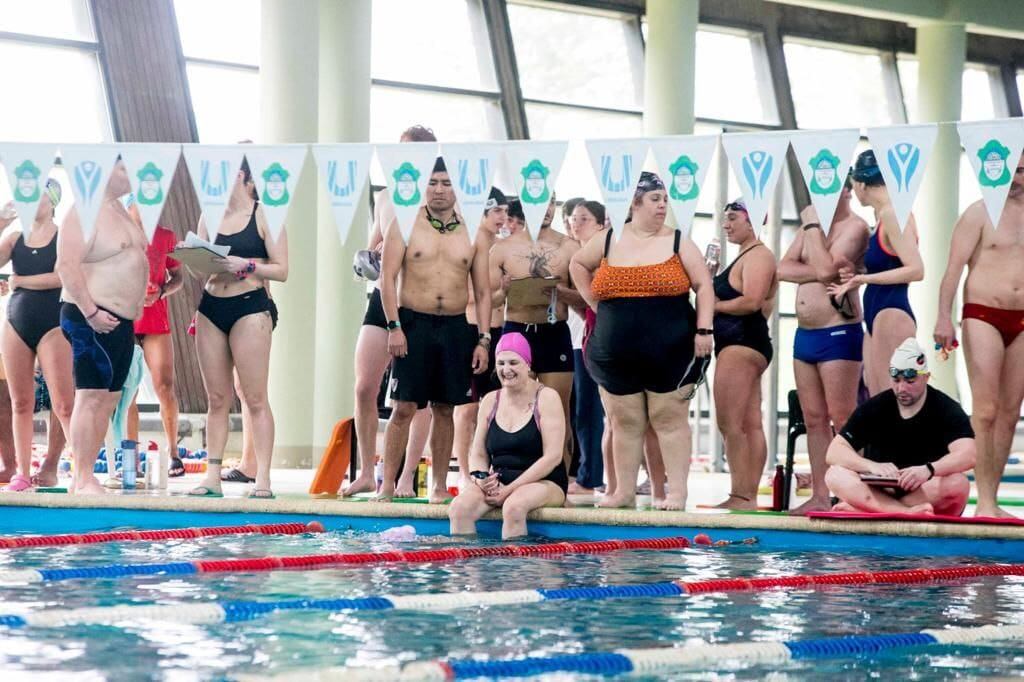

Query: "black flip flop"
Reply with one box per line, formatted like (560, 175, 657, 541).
(169, 456, 186, 478)
(221, 468, 256, 483)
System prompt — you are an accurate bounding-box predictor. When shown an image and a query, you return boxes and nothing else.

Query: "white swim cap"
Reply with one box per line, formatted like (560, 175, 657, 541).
(890, 337, 928, 373)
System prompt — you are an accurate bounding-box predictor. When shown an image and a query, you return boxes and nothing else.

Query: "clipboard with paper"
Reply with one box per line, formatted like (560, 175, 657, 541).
(506, 275, 559, 308)
(171, 233, 231, 276)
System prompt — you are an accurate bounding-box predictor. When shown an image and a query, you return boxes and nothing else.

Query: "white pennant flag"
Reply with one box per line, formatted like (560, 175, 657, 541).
(504, 141, 567, 241)
(789, 129, 860, 235)
(375, 142, 439, 244)
(118, 143, 181, 242)
(245, 144, 309, 243)
(181, 144, 246, 236)
(648, 135, 718, 236)
(957, 119, 1024, 229)
(866, 124, 938, 232)
(0, 142, 58, 241)
(441, 142, 503, 243)
(721, 132, 791, 231)
(312, 143, 373, 246)
(585, 138, 650, 231)
(60, 144, 121, 242)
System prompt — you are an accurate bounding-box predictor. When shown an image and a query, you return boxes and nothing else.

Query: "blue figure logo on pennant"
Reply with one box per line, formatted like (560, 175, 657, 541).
(600, 154, 633, 194)
(458, 159, 489, 197)
(74, 160, 103, 206)
(887, 142, 920, 193)
(200, 160, 231, 198)
(741, 150, 773, 199)
(327, 160, 358, 200)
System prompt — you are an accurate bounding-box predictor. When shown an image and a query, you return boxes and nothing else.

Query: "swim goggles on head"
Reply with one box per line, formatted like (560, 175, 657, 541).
(889, 367, 928, 381)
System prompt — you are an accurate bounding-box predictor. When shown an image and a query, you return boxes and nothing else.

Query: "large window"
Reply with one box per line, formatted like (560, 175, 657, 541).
(695, 27, 779, 125)
(370, 0, 504, 143)
(897, 57, 1008, 123)
(785, 38, 903, 129)
(174, 0, 260, 142)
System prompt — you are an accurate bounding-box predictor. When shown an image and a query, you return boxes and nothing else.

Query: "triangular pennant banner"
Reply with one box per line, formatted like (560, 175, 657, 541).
(118, 143, 181, 242)
(60, 144, 121, 242)
(503, 141, 567, 241)
(375, 142, 439, 244)
(789, 129, 860, 235)
(311, 143, 373, 246)
(648, 134, 718, 237)
(957, 119, 1024, 229)
(441, 142, 503, 243)
(0, 142, 58, 242)
(865, 124, 938, 232)
(721, 132, 791, 231)
(181, 144, 246, 236)
(244, 144, 309, 243)
(584, 138, 650, 231)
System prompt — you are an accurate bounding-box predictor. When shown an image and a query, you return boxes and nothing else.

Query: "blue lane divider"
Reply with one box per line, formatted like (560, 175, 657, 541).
(0, 616, 26, 627)
(538, 582, 683, 601)
(220, 597, 395, 623)
(37, 562, 197, 582)
(785, 632, 938, 659)
(448, 652, 635, 678)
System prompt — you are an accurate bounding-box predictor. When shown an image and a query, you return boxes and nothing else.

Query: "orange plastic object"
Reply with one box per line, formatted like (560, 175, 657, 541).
(309, 417, 355, 496)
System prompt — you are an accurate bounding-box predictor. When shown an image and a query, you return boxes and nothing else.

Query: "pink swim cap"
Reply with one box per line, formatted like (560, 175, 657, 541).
(495, 332, 532, 366)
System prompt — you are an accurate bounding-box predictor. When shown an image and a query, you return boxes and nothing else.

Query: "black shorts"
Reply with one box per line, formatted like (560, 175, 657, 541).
(60, 303, 136, 392)
(198, 288, 276, 335)
(390, 309, 476, 409)
(362, 288, 387, 329)
(502, 320, 574, 375)
(471, 326, 503, 402)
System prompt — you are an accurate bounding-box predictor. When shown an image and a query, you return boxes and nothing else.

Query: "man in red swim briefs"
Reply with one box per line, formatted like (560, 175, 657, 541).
(934, 153, 1024, 518)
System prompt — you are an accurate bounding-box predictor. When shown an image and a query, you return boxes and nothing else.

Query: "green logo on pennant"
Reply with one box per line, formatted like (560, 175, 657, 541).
(668, 155, 699, 201)
(392, 162, 421, 207)
(13, 160, 41, 202)
(261, 162, 290, 207)
(520, 159, 550, 205)
(136, 161, 164, 206)
(808, 148, 841, 195)
(977, 139, 1011, 188)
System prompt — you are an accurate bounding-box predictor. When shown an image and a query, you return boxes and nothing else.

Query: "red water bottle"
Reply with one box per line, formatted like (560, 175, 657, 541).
(772, 465, 785, 511)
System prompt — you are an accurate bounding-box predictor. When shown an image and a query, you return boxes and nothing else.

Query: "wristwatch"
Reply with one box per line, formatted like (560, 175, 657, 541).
(386, 320, 401, 331)
(696, 328, 713, 336)
(925, 462, 935, 479)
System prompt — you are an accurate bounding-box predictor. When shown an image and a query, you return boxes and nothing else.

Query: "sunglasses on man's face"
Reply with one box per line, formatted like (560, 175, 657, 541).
(890, 367, 927, 382)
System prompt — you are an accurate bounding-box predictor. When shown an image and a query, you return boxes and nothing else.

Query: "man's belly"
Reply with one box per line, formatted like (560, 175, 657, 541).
(79, 254, 148, 320)
(506, 303, 566, 324)
(965, 266, 1024, 310)
(795, 282, 861, 329)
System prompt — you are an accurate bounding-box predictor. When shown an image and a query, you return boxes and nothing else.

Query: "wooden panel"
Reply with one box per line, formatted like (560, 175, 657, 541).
(90, 0, 207, 414)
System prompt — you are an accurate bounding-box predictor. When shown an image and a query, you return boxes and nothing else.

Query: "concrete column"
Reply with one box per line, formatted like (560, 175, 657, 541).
(262, 0, 319, 466)
(911, 21, 965, 395)
(312, 0, 372, 459)
(643, 0, 699, 135)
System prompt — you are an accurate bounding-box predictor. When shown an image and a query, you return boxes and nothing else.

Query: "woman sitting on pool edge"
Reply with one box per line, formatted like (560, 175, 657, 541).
(449, 333, 567, 539)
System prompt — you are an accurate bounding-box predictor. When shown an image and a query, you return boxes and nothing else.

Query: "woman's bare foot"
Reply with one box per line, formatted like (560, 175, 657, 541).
(713, 493, 757, 511)
(788, 495, 832, 516)
(31, 467, 60, 488)
(597, 492, 636, 509)
(975, 504, 1017, 519)
(74, 475, 107, 496)
(341, 473, 376, 497)
(394, 474, 417, 498)
(655, 494, 686, 511)
(567, 482, 596, 495)
(429, 488, 454, 505)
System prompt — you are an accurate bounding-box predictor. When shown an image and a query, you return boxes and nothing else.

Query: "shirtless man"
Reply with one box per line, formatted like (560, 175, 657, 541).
(56, 159, 148, 495)
(342, 124, 435, 498)
(378, 158, 491, 502)
(453, 187, 508, 484)
(934, 155, 1024, 518)
(490, 197, 581, 471)
(778, 180, 869, 514)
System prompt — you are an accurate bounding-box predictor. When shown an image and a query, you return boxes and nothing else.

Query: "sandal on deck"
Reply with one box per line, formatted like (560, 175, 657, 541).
(188, 485, 223, 498)
(2, 474, 34, 492)
(221, 468, 256, 483)
(169, 456, 186, 478)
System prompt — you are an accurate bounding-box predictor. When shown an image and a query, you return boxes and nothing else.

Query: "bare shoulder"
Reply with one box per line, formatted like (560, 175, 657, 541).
(538, 385, 562, 410)
(960, 200, 987, 226)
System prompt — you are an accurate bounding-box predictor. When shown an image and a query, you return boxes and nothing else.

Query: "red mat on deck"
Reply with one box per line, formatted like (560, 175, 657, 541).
(808, 510, 1024, 526)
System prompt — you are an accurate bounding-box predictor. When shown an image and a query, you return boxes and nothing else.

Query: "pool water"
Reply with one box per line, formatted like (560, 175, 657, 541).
(1, 528, 1023, 679)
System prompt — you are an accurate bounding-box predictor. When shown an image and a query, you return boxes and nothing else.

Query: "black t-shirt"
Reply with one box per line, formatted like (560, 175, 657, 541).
(839, 386, 974, 468)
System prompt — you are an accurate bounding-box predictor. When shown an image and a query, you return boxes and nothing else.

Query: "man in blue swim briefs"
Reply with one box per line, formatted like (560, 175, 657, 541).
(779, 178, 869, 514)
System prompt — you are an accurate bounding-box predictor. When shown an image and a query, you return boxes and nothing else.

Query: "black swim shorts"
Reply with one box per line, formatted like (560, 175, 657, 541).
(60, 303, 136, 392)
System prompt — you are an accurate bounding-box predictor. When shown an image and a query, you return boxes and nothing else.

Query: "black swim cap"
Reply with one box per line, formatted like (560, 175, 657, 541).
(484, 187, 507, 213)
(851, 150, 884, 185)
(635, 171, 666, 196)
(507, 199, 525, 221)
(432, 156, 447, 174)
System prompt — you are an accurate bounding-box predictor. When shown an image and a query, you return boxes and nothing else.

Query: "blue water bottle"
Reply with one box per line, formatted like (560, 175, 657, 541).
(121, 440, 137, 490)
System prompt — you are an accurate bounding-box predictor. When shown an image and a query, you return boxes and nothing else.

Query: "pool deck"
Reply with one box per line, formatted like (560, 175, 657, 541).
(1, 470, 1022, 544)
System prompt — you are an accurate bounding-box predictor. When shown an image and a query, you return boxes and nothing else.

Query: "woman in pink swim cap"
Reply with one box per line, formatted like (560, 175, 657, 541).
(448, 332, 567, 538)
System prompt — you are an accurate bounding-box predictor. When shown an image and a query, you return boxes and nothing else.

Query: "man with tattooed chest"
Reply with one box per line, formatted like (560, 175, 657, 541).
(490, 198, 581, 472)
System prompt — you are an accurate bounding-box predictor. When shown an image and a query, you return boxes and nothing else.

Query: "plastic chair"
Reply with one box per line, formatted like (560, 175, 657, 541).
(782, 390, 806, 511)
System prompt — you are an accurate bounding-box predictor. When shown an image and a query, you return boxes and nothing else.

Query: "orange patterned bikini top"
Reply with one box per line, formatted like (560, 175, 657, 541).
(591, 229, 691, 301)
